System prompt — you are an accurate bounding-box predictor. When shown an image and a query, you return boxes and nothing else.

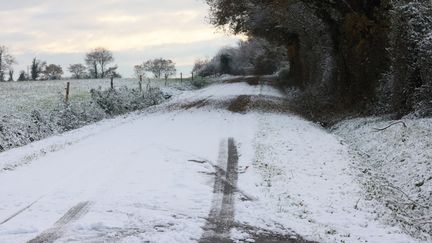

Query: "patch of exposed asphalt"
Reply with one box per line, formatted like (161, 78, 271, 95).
(167, 95, 292, 115)
(222, 76, 271, 85)
(233, 224, 318, 243)
(228, 96, 251, 113)
(180, 99, 210, 110)
(27, 201, 92, 243)
(222, 77, 245, 84)
(199, 138, 315, 243)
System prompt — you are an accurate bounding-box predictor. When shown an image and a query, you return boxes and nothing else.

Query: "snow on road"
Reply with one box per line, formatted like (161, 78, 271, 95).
(0, 83, 420, 242)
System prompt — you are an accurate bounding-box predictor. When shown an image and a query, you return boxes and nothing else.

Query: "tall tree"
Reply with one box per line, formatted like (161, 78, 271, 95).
(17, 70, 27, 81)
(0, 45, 16, 82)
(219, 54, 232, 75)
(8, 69, 14, 81)
(43, 64, 63, 80)
(68, 64, 87, 79)
(142, 58, 176, 79)
(85, 51, 99, 79)
(85, 48, 114, 78)
(31, 58, 46, 81)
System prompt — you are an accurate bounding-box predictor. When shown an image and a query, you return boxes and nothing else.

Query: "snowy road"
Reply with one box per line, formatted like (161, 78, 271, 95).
(0, 82, 420, 243)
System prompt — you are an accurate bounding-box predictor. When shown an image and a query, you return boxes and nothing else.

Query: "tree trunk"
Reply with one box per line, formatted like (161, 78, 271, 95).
(94, 62, 98, 79)
(286, 37, 306, 89)
(0, 54, 3, 82)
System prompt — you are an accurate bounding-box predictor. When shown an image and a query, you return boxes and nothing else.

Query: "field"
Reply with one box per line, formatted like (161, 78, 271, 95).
(0, 78, 191, 116)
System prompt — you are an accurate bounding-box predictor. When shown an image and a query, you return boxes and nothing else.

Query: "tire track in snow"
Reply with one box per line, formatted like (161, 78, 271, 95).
(199, 138, 238, 243)
(0, 196, 44, 225)
(27, 201, 92, 243)
(198, 136, 315, 243)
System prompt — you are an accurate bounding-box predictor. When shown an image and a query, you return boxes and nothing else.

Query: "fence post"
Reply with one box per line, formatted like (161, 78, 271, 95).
(180, 73, 183, 83)
(139, 75, 143, 92)
(65, 82, 70, 104)
(191, 72, 194, 81)
(110, 76, 114, 90)
(165, 75, 168, 86)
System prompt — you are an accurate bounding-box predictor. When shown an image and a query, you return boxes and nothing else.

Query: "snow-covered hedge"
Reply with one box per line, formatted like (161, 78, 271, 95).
(0, 87, 167, 152)
(388, 1, 432, 116)
(90, 86, 165, 115)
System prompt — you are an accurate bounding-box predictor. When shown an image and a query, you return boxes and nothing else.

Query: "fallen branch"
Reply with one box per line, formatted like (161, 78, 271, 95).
(354, 198, 361, 210)
(373, 121, 407, 132)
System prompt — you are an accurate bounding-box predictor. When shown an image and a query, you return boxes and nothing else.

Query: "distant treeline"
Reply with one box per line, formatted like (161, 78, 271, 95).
(0, 46, 179, 82)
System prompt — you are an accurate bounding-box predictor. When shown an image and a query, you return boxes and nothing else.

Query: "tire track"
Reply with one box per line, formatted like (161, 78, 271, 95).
(199, 138, 238, 243)
(0, 196, 44, 225)
(199, 138, 314, 243)
(27, 201, 92, 243)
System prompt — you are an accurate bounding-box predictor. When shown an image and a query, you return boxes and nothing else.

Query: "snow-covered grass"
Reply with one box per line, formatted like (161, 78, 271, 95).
(0, 78, 188, 115)
(234, 114, 416, 243)
(332, 117, 432, 240)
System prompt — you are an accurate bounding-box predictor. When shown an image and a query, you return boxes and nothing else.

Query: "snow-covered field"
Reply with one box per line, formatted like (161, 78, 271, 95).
(0, 82, 423, 242)
(0, 78, 185, 115)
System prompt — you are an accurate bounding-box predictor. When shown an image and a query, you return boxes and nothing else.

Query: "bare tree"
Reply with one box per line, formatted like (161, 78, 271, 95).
(85, 51, 99, 79)
(142, 58, 176, 79)
(193, 59, 210, 73)
(68, 64, 87, 79)
(0, 45, 17, 82)
(85, 47, 114, 78)
(134, 64, 146, 79)
(43, 64, 63, 80)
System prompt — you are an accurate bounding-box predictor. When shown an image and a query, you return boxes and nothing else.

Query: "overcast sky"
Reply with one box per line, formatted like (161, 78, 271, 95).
(0, 0, 241, 78)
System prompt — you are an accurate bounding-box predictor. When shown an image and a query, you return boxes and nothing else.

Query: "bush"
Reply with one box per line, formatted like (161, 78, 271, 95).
(90, 87, 165, 116)
(190, 78, 209, 89)
(414, 84, 432, 117)
(50, 101, 107, 131)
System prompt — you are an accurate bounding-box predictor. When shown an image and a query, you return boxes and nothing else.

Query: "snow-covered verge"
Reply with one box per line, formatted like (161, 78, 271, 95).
(0, 86, 168, 154)
(332, 117, 432, 241)
(233, 114, 417, 243)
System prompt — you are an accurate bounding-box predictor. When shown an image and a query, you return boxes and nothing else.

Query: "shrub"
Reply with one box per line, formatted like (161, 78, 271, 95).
(191, 78, 209, 89)
(90, 87, 165, 116)
(414, 84, 432, 117)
